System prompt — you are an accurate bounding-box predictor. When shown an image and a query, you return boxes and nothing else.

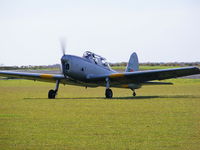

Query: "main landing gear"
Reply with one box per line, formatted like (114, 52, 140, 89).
(105, 78, 113, 98)
(104, 78, 137, 98)
(105, 89, 113, 98)
(48, 80, 60, 99)
(132, 89, 136, 97)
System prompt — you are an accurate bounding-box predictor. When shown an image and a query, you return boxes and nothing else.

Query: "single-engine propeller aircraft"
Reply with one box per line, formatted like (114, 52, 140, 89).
(0, 45, 200, 99)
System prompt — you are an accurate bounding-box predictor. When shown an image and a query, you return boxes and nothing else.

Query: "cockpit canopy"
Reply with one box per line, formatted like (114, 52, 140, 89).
(83, 51, 110, 69)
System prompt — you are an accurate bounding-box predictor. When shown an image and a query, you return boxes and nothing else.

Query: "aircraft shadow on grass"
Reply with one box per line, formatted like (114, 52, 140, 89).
(24, 95, 200, 100)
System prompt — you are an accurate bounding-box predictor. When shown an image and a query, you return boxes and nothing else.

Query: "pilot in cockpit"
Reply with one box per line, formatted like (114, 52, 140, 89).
(84, 52, 93, 61)
(83, 52, 95, 63)
(83, 51, 110, 69)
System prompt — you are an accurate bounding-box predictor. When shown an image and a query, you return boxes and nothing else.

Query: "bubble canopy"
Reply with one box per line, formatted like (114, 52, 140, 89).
(83, 51, 111, 69)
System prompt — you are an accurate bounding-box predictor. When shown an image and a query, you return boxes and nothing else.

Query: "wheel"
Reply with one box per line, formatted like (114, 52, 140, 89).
(48, 89, 56, 99)
(133, 91, 136, 97)
(105, 89, 113, 98)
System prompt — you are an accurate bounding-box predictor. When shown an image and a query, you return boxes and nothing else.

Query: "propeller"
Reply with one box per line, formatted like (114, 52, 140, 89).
(59, 38, 67, 74)
(60, 38, 67, 55)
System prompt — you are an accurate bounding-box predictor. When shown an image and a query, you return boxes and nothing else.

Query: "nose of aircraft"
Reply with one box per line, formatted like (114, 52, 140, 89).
(61, 55, 70, 62)
(61, 55, 71, 75)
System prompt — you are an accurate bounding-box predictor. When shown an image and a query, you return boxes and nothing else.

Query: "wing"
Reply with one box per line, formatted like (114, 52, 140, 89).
(87, 67, 200, 86)
(0, 71, 101, 87)
(0, 71, 65, 83)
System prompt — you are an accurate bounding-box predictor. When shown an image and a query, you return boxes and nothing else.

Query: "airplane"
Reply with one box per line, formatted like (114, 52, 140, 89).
(0, 46, 200, 99)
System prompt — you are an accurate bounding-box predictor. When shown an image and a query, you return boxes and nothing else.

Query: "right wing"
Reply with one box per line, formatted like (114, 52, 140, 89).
(0, 71, 98, 87)
(0, 71, 64, 83)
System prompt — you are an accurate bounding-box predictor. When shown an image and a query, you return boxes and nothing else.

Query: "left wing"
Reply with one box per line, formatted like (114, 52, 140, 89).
(87, 67, 200, 85)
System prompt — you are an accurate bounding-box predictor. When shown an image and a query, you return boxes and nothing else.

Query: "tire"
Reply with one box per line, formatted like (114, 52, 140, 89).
(48, 89, 56, 99)
(105, 89, 113, 98)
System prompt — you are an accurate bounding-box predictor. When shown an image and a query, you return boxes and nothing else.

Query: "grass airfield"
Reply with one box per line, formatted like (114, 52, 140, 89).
(0, 79, 200, 150)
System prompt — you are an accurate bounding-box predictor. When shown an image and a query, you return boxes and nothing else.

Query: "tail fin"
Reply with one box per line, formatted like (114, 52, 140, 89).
(125, 52, 139, 72)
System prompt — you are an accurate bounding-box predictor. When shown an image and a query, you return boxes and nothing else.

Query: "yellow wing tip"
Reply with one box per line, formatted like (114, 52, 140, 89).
(121, 84, 129, 88)
(109, 73, 124, 78)
(40, 74, 54, 79)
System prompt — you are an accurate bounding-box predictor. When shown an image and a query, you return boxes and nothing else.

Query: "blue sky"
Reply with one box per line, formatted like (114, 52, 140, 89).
(0, 0, 200, 66)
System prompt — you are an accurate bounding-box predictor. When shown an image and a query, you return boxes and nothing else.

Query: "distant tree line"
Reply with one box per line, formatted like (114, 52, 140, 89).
(0, 64, 61, 70)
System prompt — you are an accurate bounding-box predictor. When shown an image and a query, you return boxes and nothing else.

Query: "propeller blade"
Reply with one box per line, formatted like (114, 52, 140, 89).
(60, 38, 67, 55)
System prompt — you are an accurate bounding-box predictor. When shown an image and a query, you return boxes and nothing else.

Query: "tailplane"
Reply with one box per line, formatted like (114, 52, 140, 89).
(125, 52, 139, 72)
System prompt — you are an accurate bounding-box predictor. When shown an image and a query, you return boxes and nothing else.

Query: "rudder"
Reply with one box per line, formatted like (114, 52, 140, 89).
(125, 52, 139, 72)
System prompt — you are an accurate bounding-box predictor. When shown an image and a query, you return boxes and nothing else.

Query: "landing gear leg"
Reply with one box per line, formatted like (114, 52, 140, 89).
(132, 90, 136, 97)
(48, 80, 60, 99)
(105, 78, 113, 98)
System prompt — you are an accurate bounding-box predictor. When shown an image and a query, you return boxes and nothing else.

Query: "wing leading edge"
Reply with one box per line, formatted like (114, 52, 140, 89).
(0, 71, 98, 87)
(0, 71, 65, 83)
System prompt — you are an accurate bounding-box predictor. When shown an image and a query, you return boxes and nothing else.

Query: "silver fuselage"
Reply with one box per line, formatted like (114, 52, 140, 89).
(61, 55, 116, 81)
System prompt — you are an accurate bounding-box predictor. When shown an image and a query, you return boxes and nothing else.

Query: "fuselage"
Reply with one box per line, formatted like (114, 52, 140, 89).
(61, 54, 116, 81)
(60, 52, 141, 89)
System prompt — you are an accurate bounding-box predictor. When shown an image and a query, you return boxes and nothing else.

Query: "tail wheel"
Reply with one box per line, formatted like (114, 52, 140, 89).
(105, 89, 113, 98)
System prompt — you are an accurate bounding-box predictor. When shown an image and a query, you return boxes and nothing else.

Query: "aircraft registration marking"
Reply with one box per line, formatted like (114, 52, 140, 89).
(40, 74, 54, 79)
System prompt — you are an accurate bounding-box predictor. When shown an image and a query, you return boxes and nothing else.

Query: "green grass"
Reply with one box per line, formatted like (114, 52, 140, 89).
(0, 79, 200, 150)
